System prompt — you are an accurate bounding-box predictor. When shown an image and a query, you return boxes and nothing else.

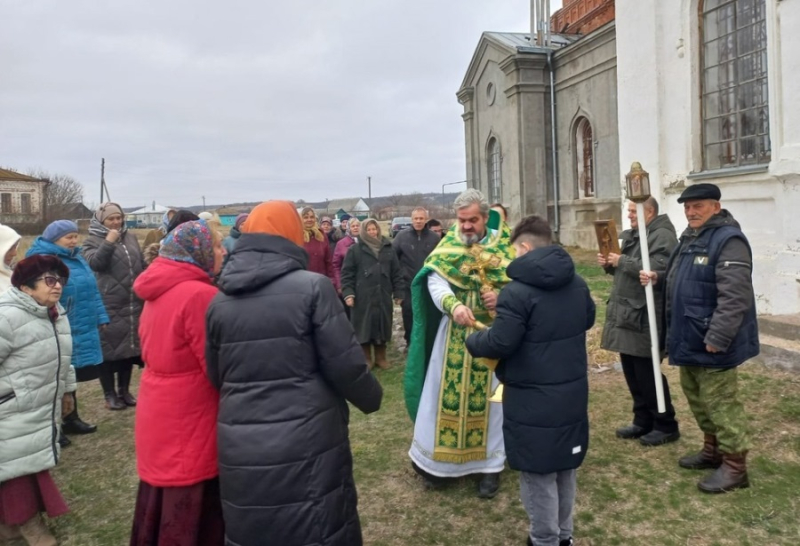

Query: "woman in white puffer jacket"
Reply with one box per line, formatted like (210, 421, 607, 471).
(0, 254, 75, 545)
(0, 224, 21, 294)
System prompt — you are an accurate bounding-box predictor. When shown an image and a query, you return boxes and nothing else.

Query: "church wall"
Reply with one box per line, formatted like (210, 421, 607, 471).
(552, 22, 621, 247)
(616, 0, 800, 316)
(470, 46, 521, 214)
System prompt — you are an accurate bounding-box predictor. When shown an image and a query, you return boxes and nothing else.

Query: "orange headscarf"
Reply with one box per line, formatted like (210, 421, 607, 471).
(241, 201, 304, 247)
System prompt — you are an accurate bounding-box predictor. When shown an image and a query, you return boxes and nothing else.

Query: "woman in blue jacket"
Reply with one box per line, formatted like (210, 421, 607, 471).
(27, 220, 109, 439)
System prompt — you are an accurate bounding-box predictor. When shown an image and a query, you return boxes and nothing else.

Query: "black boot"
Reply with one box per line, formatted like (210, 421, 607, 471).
(477, 473, 500, 499)
(411, 462, 446, 490)
(62, 392, 97, 434)
(117, 368, 137, 406)
(698, 451, 750, 493)
(58, 426, 71, 448)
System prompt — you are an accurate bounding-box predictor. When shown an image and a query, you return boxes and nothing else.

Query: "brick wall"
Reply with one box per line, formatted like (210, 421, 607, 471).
(551, 0, 615, 36)
(0, 179, 46, 225)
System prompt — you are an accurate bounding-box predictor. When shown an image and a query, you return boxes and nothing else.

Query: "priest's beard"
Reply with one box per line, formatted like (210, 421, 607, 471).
(459, 231, 484, 246)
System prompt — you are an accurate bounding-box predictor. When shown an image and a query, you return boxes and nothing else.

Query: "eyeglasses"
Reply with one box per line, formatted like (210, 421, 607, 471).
(37, 276, 67, 288)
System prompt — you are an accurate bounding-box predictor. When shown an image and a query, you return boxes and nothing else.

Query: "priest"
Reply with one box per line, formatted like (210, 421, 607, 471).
(404, 189, 514, 498)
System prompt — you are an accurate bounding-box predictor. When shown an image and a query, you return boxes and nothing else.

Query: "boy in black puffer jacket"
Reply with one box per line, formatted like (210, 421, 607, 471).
(466, 216, 595, 546)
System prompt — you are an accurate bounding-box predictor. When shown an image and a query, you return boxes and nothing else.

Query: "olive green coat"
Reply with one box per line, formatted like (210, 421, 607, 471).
(600, 214, 678, 358)
(340, 238, 405, 345)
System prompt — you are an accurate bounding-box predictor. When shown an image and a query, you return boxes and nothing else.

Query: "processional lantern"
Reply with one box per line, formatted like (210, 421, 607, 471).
(625, 161, 651, 203)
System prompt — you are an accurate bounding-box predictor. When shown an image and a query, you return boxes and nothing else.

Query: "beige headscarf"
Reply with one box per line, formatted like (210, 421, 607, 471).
(359, 218, 383, 257)
(300, 206, 325, 243)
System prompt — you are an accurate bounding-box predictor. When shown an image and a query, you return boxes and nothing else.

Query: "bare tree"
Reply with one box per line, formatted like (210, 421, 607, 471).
(27, 169, 85, 221)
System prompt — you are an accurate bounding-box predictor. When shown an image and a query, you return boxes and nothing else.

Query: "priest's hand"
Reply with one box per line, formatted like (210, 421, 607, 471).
(607, 253, 621, 267)
(640, 270, 658, 286)
(452, 304, 476, 326)
(481, 290, 498, 311)
(597, 253, 608, 267)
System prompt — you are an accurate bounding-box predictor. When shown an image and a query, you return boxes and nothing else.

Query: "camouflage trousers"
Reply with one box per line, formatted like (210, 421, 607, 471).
(680, 366, 750, 454)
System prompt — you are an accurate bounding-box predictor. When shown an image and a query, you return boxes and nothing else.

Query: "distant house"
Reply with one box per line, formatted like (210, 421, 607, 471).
(213, 206, 251, 227)
(306, 198, 370, 220)
(127, 202, 175, 228)
(56, 202, 93, 220)
(0, 168, 49, 229)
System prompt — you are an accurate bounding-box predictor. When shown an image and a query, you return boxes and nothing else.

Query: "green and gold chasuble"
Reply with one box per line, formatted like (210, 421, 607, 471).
(404, 219, 514, 464)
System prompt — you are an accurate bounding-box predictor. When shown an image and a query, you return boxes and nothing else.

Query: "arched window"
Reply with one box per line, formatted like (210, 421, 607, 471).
(700, 0, 770, 169)
(575, 117, 594, 198)
(487, 137, 502, 203)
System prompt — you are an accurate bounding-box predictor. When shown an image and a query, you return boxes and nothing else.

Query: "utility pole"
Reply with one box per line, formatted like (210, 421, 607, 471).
(367, 176, 372, 201)
(100, 158, 105, 203)
(202, 196, 206, 210)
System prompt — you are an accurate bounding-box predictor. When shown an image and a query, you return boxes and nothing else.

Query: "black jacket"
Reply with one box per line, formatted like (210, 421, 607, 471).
(466, 245, 595, 474)
(340, 238, 404, 345)
(392, 227, 440, 285)
(206, 233, 383, 546)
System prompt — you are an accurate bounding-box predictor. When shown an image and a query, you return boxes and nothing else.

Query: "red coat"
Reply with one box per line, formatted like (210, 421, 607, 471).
(133, 258, 219, 487)
(303, 236, 334, 280)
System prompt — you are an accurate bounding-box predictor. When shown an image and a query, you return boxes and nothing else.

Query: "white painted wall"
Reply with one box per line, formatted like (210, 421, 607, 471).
(616, 0, 800, 316)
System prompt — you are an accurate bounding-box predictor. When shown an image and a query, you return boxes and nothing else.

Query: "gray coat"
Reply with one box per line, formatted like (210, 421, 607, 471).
(601, 214, 678, 358)
(341, 238, 404, 345)
(82, 229, 145, 362)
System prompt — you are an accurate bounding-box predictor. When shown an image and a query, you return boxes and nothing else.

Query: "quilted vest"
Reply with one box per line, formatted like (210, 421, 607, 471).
(666, 225, 759, 368)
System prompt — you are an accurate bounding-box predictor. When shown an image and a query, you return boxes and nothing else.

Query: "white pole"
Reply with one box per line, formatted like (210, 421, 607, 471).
(636, 201, 666, 414)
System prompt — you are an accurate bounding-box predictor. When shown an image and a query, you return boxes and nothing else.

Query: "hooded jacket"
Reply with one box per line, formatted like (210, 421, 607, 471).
(82, 225, 145, 361)
(26, 237, 110, 368)
(0, 225, 21, 294)
(205, 233, 383, 546)
(0, 288, 75, 482)
(466, 245, 595, 474)
(133, 258, 220, 487)
(601, 214, 678, 358)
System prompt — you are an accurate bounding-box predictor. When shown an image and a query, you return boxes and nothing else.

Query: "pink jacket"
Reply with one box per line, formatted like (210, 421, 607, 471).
(332, 236, 356, 291)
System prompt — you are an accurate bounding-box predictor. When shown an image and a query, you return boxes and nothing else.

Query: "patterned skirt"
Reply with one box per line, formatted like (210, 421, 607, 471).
(0, 471, 69, 525)
(130, 477, 225, 546)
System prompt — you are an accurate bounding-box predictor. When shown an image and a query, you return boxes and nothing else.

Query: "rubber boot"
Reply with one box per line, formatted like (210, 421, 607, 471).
(117, 368, 137, 407)
(679, 433, 722, 470)
(374, 344, 390, 370)
(61, 392, 97, 434)
(361, 344, 374, 370)
(698, 451, 750, 493)
(19, 514, 57, 546)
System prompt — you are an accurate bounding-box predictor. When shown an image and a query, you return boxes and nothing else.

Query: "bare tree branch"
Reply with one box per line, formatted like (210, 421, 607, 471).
(27, 169, 85, 222)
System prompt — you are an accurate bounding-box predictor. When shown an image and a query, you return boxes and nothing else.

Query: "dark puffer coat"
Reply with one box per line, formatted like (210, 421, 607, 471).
(340, 238, 404, 345)
(466, 246, 595, 474)
(205, 233, 383, 546)
(82, 230, 145, 361)
(600, 214, 678, 358)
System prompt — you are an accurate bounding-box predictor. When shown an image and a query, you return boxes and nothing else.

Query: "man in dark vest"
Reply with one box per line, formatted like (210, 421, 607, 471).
(599, 197, 680, 446)
(641, 183, 759, 493)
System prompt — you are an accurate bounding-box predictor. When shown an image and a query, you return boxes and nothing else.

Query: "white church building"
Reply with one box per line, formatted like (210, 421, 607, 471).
(460, 0, 800, 323)
(616, 0, 800, 317)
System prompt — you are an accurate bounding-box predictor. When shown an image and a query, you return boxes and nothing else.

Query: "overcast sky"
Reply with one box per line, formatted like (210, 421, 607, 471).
(1, 0, 562, 208)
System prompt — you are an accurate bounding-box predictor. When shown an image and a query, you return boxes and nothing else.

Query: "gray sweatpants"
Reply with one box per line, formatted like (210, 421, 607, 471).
(519, 469, 577, 546)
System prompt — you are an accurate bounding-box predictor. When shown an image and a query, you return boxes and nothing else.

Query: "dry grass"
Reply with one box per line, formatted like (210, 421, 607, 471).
(6, 250, 799, 546)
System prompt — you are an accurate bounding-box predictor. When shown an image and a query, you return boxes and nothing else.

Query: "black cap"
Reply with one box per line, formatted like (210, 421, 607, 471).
(677, 183, 721, 203)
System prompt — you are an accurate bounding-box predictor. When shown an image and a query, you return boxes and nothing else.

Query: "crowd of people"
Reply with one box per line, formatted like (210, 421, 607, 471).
(0, 183, 759, 546)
